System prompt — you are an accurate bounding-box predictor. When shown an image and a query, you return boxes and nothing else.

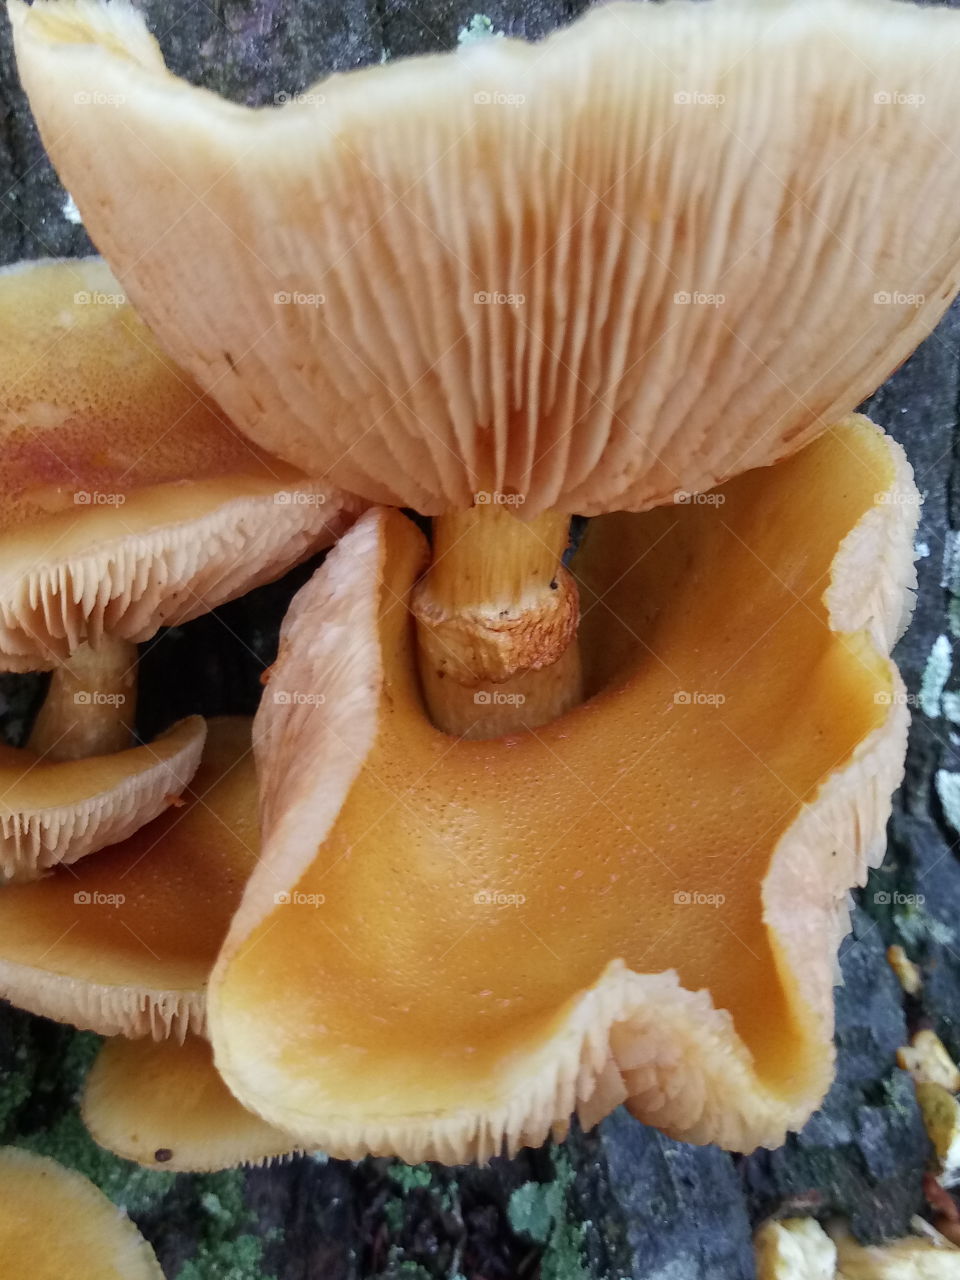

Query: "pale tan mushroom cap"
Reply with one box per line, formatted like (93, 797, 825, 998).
(10, 0, 960, 515)
(0, 258, 359, 669)
(0, 1147, 162, 1279)
(208, 416, 917, 1163)
(83, 1035, 303, 1172)
(0, 717, 256, 1039)
(0, 713, 205, 880)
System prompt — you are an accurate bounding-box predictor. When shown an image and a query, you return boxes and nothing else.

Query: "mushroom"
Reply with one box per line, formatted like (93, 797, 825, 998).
(9, 0, 960, 735)
(82, 1034, 303, 1172)
(8, 0, 956, 1160)
(0, 717, 257, 1038)
(0, 717, 306, 1172)
(0, 257, 358, 876)
(0, 713, 204, 881)
(0, 1147, 162, 1279)
(203, 415, 918, 1161)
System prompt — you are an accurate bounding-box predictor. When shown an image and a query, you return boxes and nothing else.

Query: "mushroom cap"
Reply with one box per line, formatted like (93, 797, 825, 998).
(0, 713, 205, 880)
(10, 0, 960, 515)
(0, 716, 256, 1038)
(208, 415, 916, 1162)
(0, 257, 358, 670)
(83, 1034, 303, 1172)
(0, 1147, 162, 1279)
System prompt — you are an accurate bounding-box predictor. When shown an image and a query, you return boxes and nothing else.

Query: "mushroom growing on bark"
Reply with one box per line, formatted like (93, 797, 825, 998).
(0, 717, 257, 1038)
(0, 257, 358, 877)
(0, 718, 304, 1170)
(9, 0, 960, 1160)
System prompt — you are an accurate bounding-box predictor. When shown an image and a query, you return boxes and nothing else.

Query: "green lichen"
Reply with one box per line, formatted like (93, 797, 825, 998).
(937, 769, 960, 836)
(920, 634, 952, 717)
(0, 1041, 32, 1132)
(174, 1233, 271, 1280)
(457, 14, 504, 43)
(173, 1171, 277, 1280)
(895, 903, 954, 948)
(508, 1146, 589, 1280)
(389, 1162, 436, 1193)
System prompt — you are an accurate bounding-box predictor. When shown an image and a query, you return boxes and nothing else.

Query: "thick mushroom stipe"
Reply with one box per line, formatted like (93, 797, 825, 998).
(83, 1034, 303, 1172)
(0, 713, 205, 881)
(0, 257, 358, 670)
(10, 0, 960, 515)
(0, 1147, 163, 1279)
(209, 416, 917, 1162)
(0, 717, 256, 1037)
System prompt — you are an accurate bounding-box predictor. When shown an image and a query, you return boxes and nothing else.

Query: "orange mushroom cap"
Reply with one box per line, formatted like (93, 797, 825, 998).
(0, 1147, 162, 1279)
(82, 1034, 303, 1172)
(0, 257, 359, 670)
(0, 713, 204, 880)
(207, 416, 917, 1161)
(0, 716, 256, 1038)
(9, 0, 960, 513)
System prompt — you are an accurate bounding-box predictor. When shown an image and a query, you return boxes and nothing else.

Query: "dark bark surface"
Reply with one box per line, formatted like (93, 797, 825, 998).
(2, 2, 960, 1277)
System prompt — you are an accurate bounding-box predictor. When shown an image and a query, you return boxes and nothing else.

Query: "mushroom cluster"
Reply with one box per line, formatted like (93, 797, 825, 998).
(3, 0, 960, 1175)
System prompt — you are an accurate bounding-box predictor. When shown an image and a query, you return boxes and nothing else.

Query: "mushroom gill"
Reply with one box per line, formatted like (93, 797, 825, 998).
(0, 717, 257, 1038)
(0, 256, 358, 875)
(11, 0, 960, 738)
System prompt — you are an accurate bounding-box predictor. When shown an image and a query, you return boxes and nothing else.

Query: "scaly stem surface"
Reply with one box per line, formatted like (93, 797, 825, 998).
(412, 505, 582, 738)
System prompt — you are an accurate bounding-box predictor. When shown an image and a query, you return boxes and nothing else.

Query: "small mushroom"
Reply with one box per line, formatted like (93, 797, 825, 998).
(0, 717, 256, 1037)
(82, 1034, 303, 1172)
(207, 416, 919, 1160)
(0, 257, 357, 875)
(0, 1147, 162, 1279)
(10, 0, 960, 734)
(0, 713, 204, 881)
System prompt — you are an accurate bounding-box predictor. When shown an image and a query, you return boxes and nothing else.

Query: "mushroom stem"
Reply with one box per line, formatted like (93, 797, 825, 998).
(29, 637, 137, 761)
(412, 506, 582, 737)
